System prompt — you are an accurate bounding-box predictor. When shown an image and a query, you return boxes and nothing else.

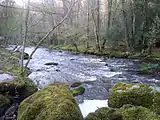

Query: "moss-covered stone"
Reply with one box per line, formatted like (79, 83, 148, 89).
(71, 85, 85, 97)
(0, 77, 37, 99)
(85, 107, 123, 120)
(17, 84, 83, 120)
(0, 94, 10, 116)
(85, 105, 160, 120)
(108, 82, 154, 108)
(152, 92, 160, 115)
(120, 105, 160, 120)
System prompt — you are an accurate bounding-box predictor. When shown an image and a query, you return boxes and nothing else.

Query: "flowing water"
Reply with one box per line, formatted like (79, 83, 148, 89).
(6, 46, 160, 117)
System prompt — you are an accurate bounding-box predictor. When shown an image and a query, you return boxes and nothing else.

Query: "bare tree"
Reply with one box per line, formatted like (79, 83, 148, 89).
(20, 0, 30, 76)
(23, 0, 78, 74)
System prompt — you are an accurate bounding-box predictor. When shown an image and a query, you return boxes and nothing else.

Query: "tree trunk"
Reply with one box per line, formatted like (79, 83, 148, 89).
(121, 0, 130, 51)
(20, 0, 30, 76)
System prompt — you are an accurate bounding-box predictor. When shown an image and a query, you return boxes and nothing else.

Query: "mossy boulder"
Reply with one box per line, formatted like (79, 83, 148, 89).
(120, 105, 160, 120)
(85, 107, 123, 120)
(85, 105, 160, 120)
(17, 84, 83, 120)
(152, 92, 160, 115)
(71, 85, 85, 97)
(108, 82, 154, 108)
(0, 94, 10, 116)
(0, 77, 37, 99)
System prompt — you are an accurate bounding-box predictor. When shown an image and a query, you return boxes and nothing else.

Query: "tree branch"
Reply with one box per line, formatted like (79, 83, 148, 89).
(23, 0, 78, 73)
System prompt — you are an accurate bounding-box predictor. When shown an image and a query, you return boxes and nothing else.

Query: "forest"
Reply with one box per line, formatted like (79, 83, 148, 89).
(0, 0, 160, 120)
(0, 0, 159, 55)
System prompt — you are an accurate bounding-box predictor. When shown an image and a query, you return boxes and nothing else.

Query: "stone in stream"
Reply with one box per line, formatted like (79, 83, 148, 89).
(70, 82, 82, 88)
(108, 82, 154, 108)
(44, 62, 58, 66)
(23, 52, 29, 60)
(14, 51, 30, 60)
(85, 105, 160, 120)
(71, 85, 85, 97)
(17, 84, 83, 120)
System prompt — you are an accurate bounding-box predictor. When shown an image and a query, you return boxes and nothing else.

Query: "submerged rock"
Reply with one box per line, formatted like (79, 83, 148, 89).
(23, 52, 29, 60)
(108, 82, 154, 108)
(17, 84, 83, 120)
(44, 62, 58, 66)
(71, 82, 82, 88)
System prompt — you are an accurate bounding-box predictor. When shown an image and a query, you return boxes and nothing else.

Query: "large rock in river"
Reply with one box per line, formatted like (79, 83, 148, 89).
(108, 82, 154, 108)
(85, 105, 160, 120)
(17, 84, 83, 120)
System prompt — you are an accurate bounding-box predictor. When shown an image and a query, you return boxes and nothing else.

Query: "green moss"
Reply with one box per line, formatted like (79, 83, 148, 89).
(120, 105, 160, 120)
(71, 85, 85, 97)
(85, 105, 160, 120)
(0, 94, 10, 116)
(152, 92, 160, 115)
(0, 77, 37, 98)
(85, 107, 123, 120)
(17, 84, 83, 120)
(108, 82, 154, 108)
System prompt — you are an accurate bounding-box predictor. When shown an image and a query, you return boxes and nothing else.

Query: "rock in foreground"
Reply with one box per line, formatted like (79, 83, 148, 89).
(17, 84, 83, 120)
(0, 78, 38, 99)
(108, 82, 153, 108)
(85, 105, 160, 120)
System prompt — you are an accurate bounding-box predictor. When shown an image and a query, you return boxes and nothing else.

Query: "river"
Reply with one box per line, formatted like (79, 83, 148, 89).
(5, 46, 160, 117)
(22, 47, 160, 117)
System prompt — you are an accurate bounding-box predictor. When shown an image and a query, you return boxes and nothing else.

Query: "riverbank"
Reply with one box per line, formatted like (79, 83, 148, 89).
(50, 45, 160, 77)
(50, 45, 160, 60)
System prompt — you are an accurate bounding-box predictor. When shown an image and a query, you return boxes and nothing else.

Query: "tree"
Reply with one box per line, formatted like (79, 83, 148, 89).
(22, 0, 77, 74)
